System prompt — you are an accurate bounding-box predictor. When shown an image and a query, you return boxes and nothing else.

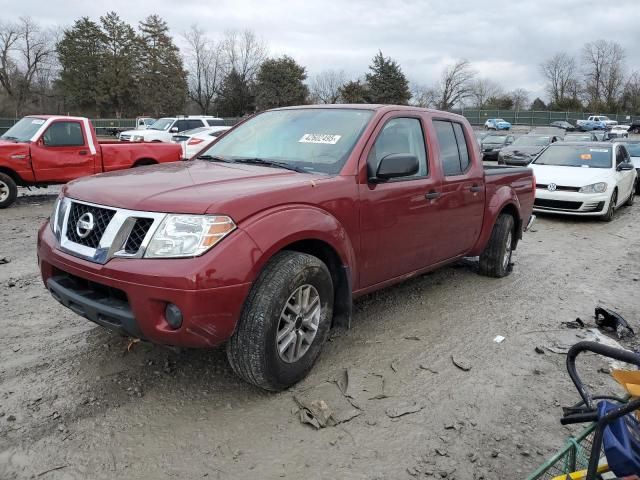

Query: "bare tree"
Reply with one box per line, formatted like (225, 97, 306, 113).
(582, 40, 626, 111)
(509, 88, 529, 110)
(620, 71, 640, 114)
(540, 52, 577, 106)
(309, 69, 346, 104)
(183, 24, 223, 114)
(434, 60, 475, 110)
(410, 84, 437, 108)
(0, 17, 54, 115)
(469, 78, 502, 108)
(221, 30, 267, 83)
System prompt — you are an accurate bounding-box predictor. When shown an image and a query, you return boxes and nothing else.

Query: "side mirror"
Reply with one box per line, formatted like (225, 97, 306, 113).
(618, 162, 634, 171)
(373, 153, 419, 182)
(170, 127, 179, 133)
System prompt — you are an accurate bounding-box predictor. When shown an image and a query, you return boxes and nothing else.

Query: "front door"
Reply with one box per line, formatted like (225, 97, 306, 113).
(31, 120, 95, 183)
(358, 115, 442, 289)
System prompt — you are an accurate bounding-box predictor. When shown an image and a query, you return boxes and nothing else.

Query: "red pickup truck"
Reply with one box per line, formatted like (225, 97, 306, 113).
(0, 115, 182, 208)
(38, 105, 535, 390)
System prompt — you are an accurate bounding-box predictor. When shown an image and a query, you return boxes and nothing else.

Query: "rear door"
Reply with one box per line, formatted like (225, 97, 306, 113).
(357, 114, 442, 288)
(30, 119, 96, 182)
(432, 119, 485, 259)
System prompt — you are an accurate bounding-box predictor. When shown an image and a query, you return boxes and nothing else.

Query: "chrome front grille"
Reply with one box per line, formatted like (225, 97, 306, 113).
(119, 134, 131, 141)
(57, 199, 165, 264)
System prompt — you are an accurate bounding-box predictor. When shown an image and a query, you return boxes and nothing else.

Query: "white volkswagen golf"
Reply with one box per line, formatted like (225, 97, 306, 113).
(530, 142, 636, 221)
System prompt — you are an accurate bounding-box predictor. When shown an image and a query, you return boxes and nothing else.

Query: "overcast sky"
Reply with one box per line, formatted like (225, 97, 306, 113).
(2, 0, 640, 100)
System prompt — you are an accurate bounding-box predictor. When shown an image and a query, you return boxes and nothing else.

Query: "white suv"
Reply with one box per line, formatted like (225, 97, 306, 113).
(119, 116, 225, 143)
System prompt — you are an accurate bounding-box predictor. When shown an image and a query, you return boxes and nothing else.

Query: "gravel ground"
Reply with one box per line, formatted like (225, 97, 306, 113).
(2, 185, 640, 479)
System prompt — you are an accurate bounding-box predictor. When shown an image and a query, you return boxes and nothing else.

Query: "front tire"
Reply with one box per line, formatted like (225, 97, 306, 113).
(0, 173, 18, 209)
(479, 214, 515, 278)
(226, 251, 334, 391)
(602, 190, 617, 222)
(626, 187, 635, 206)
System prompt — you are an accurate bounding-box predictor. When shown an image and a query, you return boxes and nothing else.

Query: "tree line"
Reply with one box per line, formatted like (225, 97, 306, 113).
(0, 14, 639, 118)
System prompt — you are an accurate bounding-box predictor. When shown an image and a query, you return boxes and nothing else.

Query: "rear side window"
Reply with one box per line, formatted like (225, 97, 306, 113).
(186, 119, 204, 130)
(368, 117, 428, 178)
(207, 119, 225, 127)
(434, 120, 470, 176)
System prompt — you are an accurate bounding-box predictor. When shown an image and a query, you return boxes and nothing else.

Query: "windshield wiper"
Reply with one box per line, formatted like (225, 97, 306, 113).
(1, 136, 18, 142)
(232, 157, 305, 173)
(197, 155, 232, 162)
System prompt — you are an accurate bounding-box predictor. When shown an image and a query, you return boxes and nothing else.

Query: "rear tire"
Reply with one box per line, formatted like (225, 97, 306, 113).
(479, 214, 515, 278)
(601, 190, 617, 222)
(226, 251, 334, 391)
(626, 187, 635, 206)
(0, 173, 18, 209)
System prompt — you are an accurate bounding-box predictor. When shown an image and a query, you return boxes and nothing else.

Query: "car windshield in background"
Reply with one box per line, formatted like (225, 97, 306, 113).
(1, 117, 46, 142)
(149, 118, 174, 131)
(533, 145, 611, 168)
(494, 119, 506, 123)
(624, 143, 640, 156)
(565, 135, 593, 141)
(512, 136, 550, 146)
(200, 108, 374, 175)
(484, 135, 507, 142)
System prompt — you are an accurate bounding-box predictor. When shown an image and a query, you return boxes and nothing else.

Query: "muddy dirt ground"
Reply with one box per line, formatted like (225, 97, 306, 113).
(2, 185, 640, 479)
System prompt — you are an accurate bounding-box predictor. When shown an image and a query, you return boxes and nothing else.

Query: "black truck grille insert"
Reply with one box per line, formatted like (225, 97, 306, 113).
(534, 198, 583, 210)
(66, 202, 116, 248)
(123, 218, 154, 254)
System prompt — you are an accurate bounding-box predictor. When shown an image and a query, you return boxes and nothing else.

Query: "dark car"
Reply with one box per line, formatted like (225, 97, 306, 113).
(629, 120, 640, 134)
(480, 134, 515, 160)
(562, 132, 599, 142)
(550, 121, 575, 131)
(498, 134, 561, 166)
(617, 139, 640, 193)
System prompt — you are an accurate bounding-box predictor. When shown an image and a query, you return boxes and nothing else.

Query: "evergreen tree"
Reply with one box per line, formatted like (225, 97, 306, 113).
(56, 17, 103, 115)
(138, 15, 187, 116)
(531, 97, 547, 110)
(365, 51, 411, 104)
(216, 68, 253, 117)
(98, 12, 140, 117)
(254, 56, 308, 111)
(338, 80, 369, 103)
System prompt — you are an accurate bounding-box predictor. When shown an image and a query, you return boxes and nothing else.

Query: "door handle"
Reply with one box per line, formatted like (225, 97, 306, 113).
(469, 184, 483, 192)
(425, 191, 441, 200)
(79, 150, 88, 155)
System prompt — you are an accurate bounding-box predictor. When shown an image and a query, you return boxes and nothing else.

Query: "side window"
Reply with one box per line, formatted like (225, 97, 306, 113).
(174, 120, 189, 132)
(452, 123, 470, 171)
(187, 119, 204, 130)
(42, 121, 85, 147)
(622, 146, 631, 163)
(616, 147, 625, 165)
(367, 117, 428, 179)
(207, 119, 225, 127)
(434, 120, 470, 176)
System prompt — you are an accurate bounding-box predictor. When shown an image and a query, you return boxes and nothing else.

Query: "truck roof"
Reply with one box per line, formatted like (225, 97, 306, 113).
(274, 104, 467, 120)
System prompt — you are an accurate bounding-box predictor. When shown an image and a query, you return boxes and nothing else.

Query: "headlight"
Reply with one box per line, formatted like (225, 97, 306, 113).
(145, 215, 236, 258)
(132, 135, 145, 142)
(579, 182, 608, 193)
(50, 196, 68, 239)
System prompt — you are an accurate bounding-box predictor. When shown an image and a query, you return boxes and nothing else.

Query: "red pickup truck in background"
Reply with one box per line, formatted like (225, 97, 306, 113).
(0, 115, 182, 208)
(38, 105, 535, 390)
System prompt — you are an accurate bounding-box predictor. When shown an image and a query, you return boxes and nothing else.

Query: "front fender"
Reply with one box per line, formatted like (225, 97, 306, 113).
(469, 185, 521, 256)
(240, 205, 357, 283)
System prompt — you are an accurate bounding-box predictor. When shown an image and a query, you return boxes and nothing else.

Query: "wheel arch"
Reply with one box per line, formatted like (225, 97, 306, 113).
(133, 158, 157, 167)
(0, 167, 24, 186)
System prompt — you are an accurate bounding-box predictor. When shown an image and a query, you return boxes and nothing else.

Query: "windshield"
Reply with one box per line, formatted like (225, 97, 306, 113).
(534, 145, 611, 168)
(143, 118, 156, 126)
(1, 117, 46, 142)
(149, 118, 174, 131)
(200, 109, 374, 174)
(494, 119, 506, 123)
(624, 143, 640, 156)
(512, 136, 550, 146)
(483, 135, 507, 143)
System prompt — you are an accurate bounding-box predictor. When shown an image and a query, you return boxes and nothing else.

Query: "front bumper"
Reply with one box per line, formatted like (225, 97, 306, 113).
(501, 156, 533, 166)
(533, 188, 609, 216)
(38, 223, 254, 347)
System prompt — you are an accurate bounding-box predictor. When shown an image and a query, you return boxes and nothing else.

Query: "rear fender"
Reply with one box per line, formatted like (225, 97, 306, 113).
(469, 186, 521, 256)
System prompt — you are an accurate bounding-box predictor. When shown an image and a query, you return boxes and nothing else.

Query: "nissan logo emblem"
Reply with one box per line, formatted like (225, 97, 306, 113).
(76, 212, 95, 239)
(547, 183, 557, 192)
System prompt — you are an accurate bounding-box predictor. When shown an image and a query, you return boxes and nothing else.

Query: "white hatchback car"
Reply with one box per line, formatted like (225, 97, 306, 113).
(531, 142, 636, 221)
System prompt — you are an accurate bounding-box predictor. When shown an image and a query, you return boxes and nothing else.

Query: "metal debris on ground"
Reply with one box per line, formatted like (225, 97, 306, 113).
(561, 318, 585, 329)
(293, 381, 361, 429)
(385, 401, 424, 418)
(595, 306, 635, 339)
(493, 335, 506, 343)
(0, 257, 10, 265)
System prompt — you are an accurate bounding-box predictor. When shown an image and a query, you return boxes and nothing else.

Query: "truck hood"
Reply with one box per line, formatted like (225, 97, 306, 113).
(63, 160, 333, 221)
(531, 164, 613, 187)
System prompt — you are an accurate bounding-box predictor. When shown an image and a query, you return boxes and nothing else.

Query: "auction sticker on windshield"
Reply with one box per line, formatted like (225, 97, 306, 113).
(31, 119, 45, 125)
(299, 134, 342, 144)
